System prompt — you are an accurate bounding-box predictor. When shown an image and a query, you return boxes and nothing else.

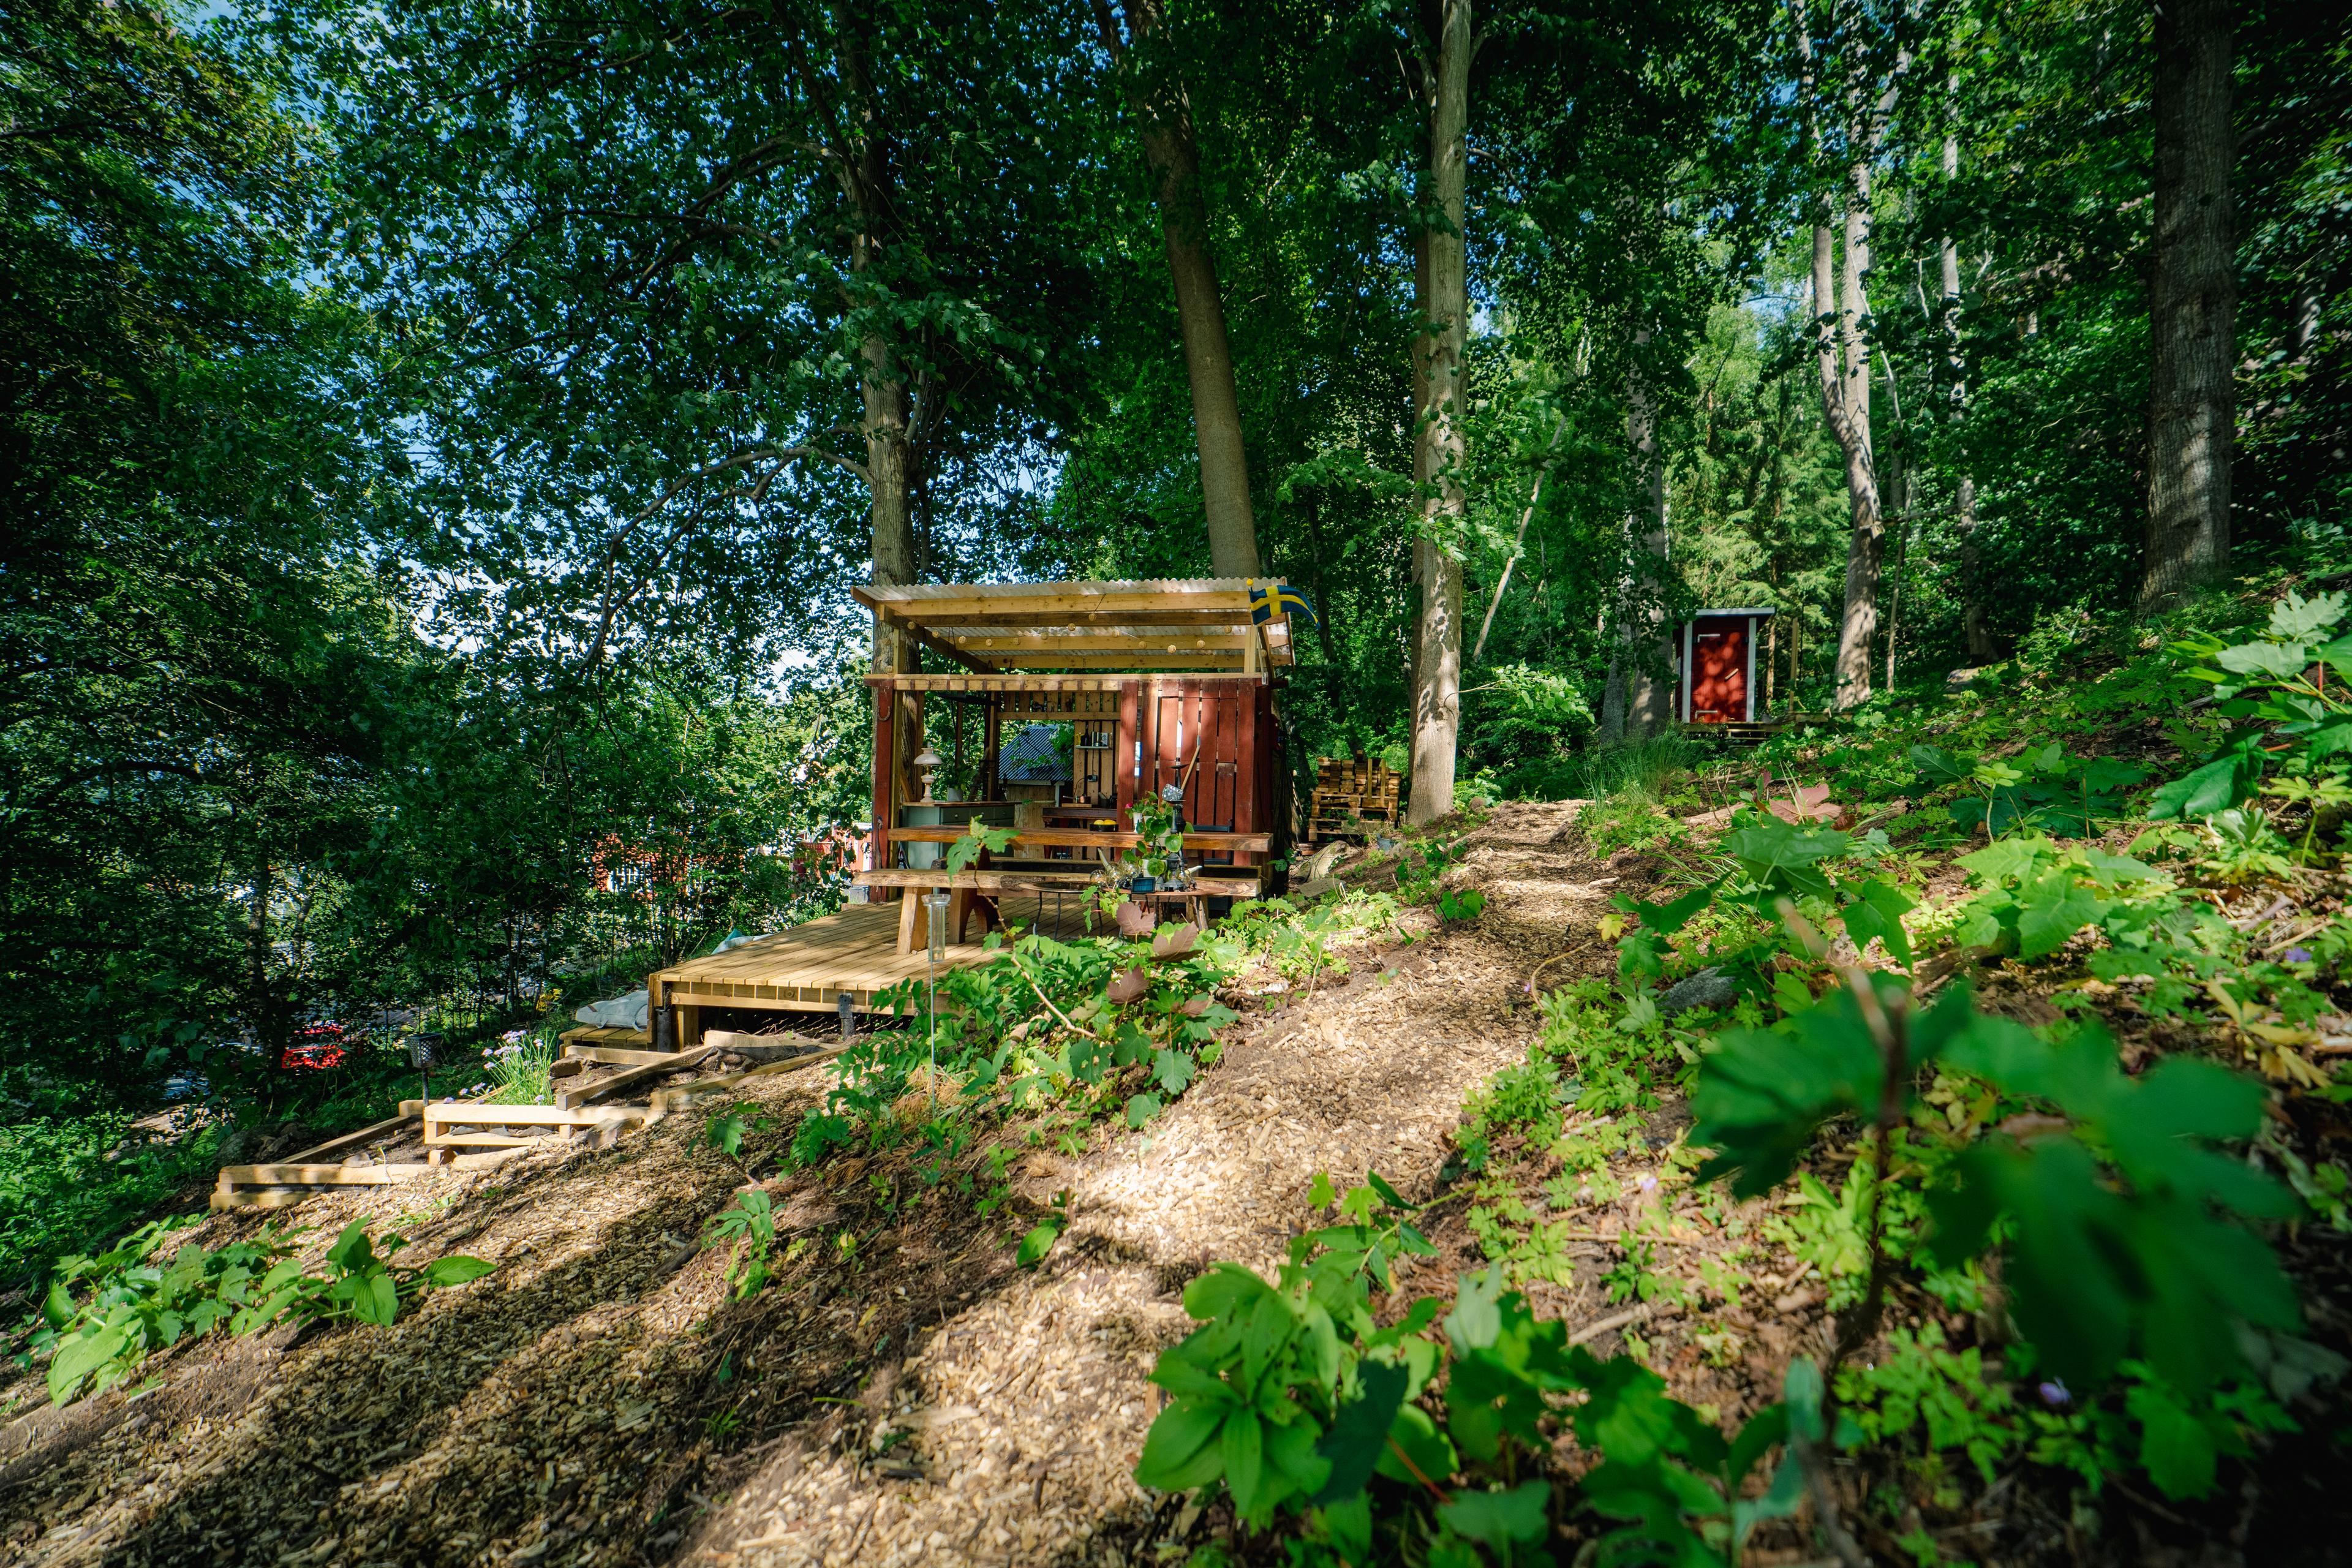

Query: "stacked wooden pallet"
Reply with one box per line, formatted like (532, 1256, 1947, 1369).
(1306, 755, 1403, 843)
(210, 1033, 853, 1209)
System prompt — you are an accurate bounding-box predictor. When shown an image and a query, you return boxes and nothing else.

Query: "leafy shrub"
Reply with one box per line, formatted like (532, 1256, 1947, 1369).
(703, 1188, 781, 1298)
(1910, 742, 2146, 838)
(1134, 1172, 1814, 1565)
(0, 1113, 224, 1289)
(32, 1218, 492, 1406)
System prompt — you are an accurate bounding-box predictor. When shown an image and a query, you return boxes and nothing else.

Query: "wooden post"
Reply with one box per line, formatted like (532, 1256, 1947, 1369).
(872, 684, 895, 894)
(1115, 682, 1139, 816)
(982, 695, 1001, 802)
(1235, 677, 1260, 861)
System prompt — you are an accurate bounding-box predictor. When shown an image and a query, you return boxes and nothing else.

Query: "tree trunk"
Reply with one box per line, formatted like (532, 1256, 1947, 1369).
(1600, 332, 1673, 741)
(1406, 0, 1470, 826)
(833, 9, 922, 851)
(1099, 0, 1261, 577)
(1826, 160, 1883, 710)
(2142, 0, 2234, 611)
(1942, 116, 1996, 663)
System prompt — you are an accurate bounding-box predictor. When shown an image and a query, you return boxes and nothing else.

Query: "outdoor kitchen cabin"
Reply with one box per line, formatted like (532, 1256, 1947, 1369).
(643, 578, 1295, 1047)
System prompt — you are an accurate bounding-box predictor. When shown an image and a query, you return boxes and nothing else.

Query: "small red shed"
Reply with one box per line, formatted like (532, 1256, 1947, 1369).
(1676, 608, 1777, 725)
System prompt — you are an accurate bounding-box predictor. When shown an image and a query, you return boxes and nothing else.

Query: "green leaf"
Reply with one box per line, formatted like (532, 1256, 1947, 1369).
(1375, 1401, 1458, 1487)
(2148, 753, 2256, 820)
(1221, 1409, 1268, 1517)
(1620, 881, 1716, 936)
(1311, 1360, 1409, 1504)
(1264, 1415, 1331, 1506)
(1444, 1266, 1504, 1352)
(1437, 1479, 1551, 1547)
(42, 1276, 74, 1330)
(1722, 820, 1851, 888)
(2013, 874, 2109, 960)
(1693, 975, 1953, 1196)
(1153, 1047, 1195, 1096)
(2267, 591, 2346, 640)
(421, 1256, 497, 1289)
(325, 1221, 376, 1275)
(1838, 878, 1915, 967)
(353, 1269, 401, 1327)
(1125, 1092, 1162, 1128)
(1135, 1398, 1231, 1491)
(1909, 745, 1972, 785)
(1240, 1291, 1295, 1389)
(2127, 1380, 2218, 1499)
(47, 1323, 130, 1406)
(1956, 836, 2054, 884)
(1016, 1220, 1061, 1268)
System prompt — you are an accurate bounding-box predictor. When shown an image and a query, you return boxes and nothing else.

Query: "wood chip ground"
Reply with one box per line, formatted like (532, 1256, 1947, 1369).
(2, 802, 1777, 1568)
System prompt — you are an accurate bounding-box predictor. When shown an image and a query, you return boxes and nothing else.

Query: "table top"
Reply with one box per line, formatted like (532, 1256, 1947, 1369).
(888, 826, 1271, 852)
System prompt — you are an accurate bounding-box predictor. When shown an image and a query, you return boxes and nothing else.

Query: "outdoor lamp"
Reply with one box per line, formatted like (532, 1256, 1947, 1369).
(912, 744, 944, 802)
(406, 1031, 442, 1104)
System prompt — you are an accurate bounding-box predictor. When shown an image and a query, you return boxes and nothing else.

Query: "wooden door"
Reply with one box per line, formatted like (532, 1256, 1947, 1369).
(1689, 617, 1749, 723)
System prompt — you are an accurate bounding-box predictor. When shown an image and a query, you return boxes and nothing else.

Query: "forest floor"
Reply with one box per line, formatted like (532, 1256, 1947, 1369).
(2, 801, 1788, 1568)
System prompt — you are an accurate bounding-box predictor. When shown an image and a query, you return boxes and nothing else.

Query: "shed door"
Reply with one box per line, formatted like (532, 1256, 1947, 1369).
(1689, 617, 1749, 723)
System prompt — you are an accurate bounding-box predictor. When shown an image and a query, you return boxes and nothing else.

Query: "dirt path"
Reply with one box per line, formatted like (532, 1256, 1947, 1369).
(0, 803, 1628, 1568)
(683, 801, 1616, 1567)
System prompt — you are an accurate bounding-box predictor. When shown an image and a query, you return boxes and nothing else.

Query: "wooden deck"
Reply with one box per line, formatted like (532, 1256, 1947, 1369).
(647, 897, 1100, 1030)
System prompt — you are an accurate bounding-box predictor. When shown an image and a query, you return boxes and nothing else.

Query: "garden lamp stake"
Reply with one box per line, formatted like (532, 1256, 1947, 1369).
(925, 889, 949, 1114)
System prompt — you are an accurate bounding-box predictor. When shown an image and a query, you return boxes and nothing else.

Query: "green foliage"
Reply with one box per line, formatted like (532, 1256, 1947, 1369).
(1134, 1174, 1809, 1566)
(2155, 591, 2352, 825)
(706, 1102, 774, 1166)
(946, 819, 1020, 875)
(0, 1114, 225, 1289)
(1910, 744, 2146, 839)
(703, 1188, 780, 1299)
(1437, 888, 1488, 923)
(34, 1217, 492, 1405)
(1689, 964, 2308, 1496)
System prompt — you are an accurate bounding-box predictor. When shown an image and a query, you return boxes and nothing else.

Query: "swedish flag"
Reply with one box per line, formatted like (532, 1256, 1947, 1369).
(1247, 580, 1319, 627)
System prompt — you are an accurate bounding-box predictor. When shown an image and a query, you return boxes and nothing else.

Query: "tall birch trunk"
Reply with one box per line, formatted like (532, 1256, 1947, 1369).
(1406, 0, 1470, 826)
(1790, 0, 1902, 709)
(1096, 0, 1261, 577)
(1825, 160, 1883, 710)
(1942, 113, 1995, 663)
(2142, 0, 2234, 610)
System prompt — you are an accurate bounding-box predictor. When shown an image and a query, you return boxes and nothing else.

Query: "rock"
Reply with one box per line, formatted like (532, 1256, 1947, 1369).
(1945, 665, 1997, 693)
(1659, 967, 1738, 1017)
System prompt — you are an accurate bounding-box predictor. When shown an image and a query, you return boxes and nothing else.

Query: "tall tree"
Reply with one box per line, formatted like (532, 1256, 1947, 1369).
(1599, 328, 1675, 741)
(2141, 0, 2236, 608)
(1792, 0, 1909, 709)
(1093, 0, 1262, 578)
(1939, 73, 1995, 662)
(1408, 0, 1472, 824)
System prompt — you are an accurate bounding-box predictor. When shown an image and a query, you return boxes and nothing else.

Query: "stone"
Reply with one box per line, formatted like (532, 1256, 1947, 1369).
(1659, 967, 1738, 1017)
